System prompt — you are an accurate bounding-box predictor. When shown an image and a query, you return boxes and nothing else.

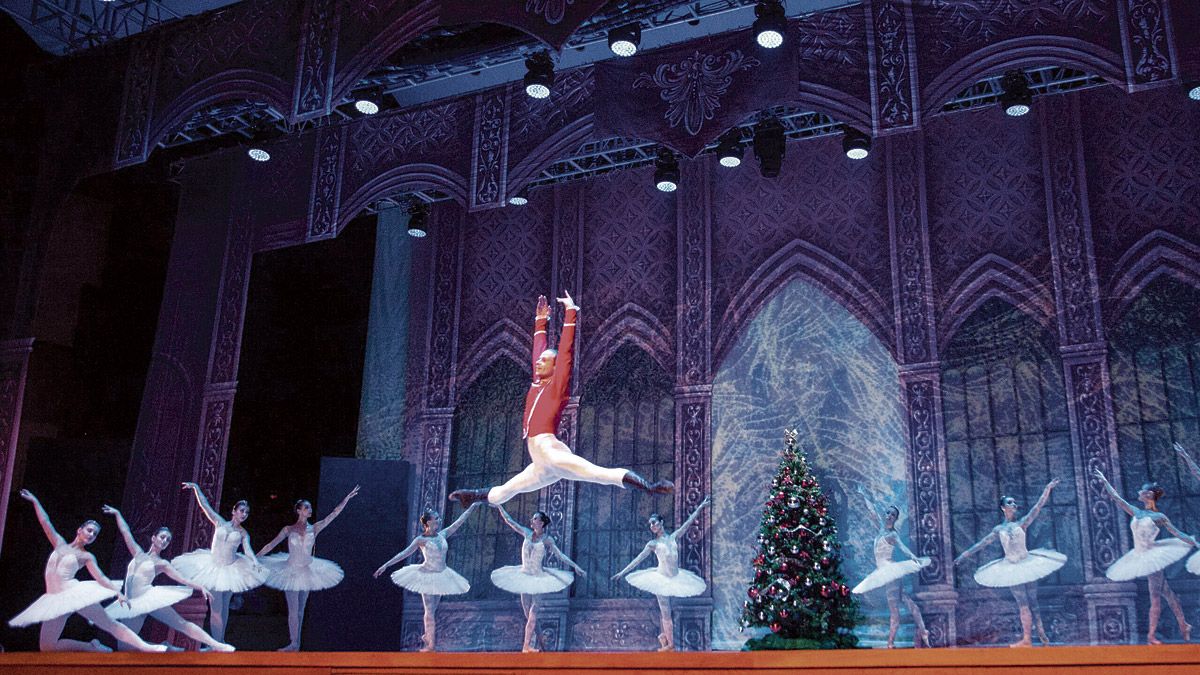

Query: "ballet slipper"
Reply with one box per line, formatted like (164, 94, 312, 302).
(1148, 633, 1163, 645)
(1008, 637, 1032, 648)
(448, 488, 490, 508)
(90, 639, 113, 653)
(277, 642, 299, 652)
(1182, 623, 1193, 643)
(915, 629, 930, 648)
(622, 472, 673, 495)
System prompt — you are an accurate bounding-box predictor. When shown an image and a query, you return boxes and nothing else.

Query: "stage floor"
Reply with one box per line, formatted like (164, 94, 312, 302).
(1, 645, 1198, 674)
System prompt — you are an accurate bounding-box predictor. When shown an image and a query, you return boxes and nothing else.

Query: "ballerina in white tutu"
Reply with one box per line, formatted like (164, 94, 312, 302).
(612, 496, 710, 651)
(1173, 443, 1200, 577)
(100, 504, 233, 651)
(1093, 468, 1196, 644)
(257, 485, 360, 651)
(374, 503, 482, 651)
(8, 490, 166, 652)
(171, 482, 267, 642)
(490, 505, 586, 652)
(850, 487, 930, 648)
(954, 479, 1064, 647)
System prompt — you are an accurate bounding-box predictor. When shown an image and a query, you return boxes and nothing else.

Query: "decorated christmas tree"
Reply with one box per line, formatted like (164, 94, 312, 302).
(741, 429, 859, 649)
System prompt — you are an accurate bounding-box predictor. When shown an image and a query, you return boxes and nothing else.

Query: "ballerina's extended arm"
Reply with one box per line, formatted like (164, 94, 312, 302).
(612, 542, 655, 582)
(80, 550, 128, 605)
(671, 495, 712, 540)
(441, 502, 482, 539)
(544, 535, 586, 578)
(1174, 443, 1200, 484)
(1091, 468, 1137, 517)
(314, 485, 360, 535)
(239, 529, 262, 567)
(854, 486, 884, 531)
(157, 559, 214, 603)
(1019, 478, 1060, 529)
(181, 482, 227, 528)
(1155, 514, 1199, 548)
(102, 504, 144, 558)
(374, 538, 422, 578)
(257, 527, 290, 558)
(20, 490, 66, 548)
(494, 504, 532, 539)
(953, 528, 999, 567)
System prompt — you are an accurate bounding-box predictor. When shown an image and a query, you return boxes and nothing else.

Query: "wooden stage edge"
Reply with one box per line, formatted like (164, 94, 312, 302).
(2, 645, 1199, 674)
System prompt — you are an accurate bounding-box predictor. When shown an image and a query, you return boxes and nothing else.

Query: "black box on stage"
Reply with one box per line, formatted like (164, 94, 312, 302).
(304, 456, 412, 651)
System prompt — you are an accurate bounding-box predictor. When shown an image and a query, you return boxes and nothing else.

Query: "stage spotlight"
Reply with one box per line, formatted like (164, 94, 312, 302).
(654, 149, 680, 193)
(508, 189, 530, 206)
(753, 1, 786, 49)
(842, 127, 871, 160)
(354, 88, 382, 115)
(753, 117, 785, 178)
(524, 52, 555, 99)
(1000, 71, 1032, 117)
(609, 22, 642, 57)
(247, 147, 271, 162)
(407, 202, 430, 238)
(1186, 81, 1200, 101)
(716, 133, 743, 168)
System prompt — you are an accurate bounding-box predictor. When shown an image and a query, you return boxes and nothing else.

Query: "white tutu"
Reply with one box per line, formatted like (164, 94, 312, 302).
(105, 585, 193, 620)
(853, 558, 930, 594)
(261, 553, 344, 591)
(625, 568, 706, 598)
(1105, 539, 1191, 581)
(390, 565, 470, 596)
(1187, 549, 1200, 576)
(10, 580, 119, 627)
(974, 549, 1066, 588)
(172, 550, 268, 593)
(490, 566, 573, 595)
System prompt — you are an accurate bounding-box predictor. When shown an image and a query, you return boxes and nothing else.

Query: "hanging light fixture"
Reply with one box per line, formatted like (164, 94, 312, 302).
(523, 52, 555, 99)
(654, 148, 680, 192)
(1185, 80, 1200, 101)
(842, 127, 871, 160)
(999, 71, 1033, 117)
(407, 201, 430, 238)
(716, 132, 744, 168)
(753, 0, 786, 49)
(608, 22, 642, 57)
(354, 87, 383, 115)
(507, 188, 530, 206)
(753, 117, 785, 178)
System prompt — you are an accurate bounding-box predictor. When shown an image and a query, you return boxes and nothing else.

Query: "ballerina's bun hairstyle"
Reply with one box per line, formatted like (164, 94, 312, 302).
(648, 512, 664, 525)
(155, 526, 172, 537)
(1140, 482, 1165, 500)
(420, 509, 439, 527)
(233, 499, 249, 510)
(80, 519, 101, 531)
(999, 495, 1017, 508)
(885, 505, 900, 519)
(533, 511, 550, 527)
(294, 499, 312, 513)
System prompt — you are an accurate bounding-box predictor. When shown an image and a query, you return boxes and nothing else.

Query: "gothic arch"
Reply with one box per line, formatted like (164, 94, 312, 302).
(336, 164, 471, 235)
(939, 254, 1056, 350)
(579, 302, 673, 387)
(454, 318, 529, 399)
(1107, 230, 1200, 323)
(148, 71, 292, 152)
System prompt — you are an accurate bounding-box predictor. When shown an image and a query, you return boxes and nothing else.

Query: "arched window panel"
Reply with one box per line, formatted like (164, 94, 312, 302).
(1109, 278, 1200, 537)
(446, 359, 541, 600)
(943, 299, 1082, 589)
(573, 345, 675, 599)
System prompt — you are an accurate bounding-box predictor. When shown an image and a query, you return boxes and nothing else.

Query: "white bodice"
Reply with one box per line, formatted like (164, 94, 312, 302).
(650, 535, 681, 577)
(44, 546, 83, 593)
(1130, 515, 1162, 551)
(419, 533, 448, 572)
(521, 537, 549, 574)
(209, 525, 245, 565)
(286, 526, 316, 566)
(873, 532, 896, 566)
(997, 523, 1029, 562)
(124, 553, 160, 598)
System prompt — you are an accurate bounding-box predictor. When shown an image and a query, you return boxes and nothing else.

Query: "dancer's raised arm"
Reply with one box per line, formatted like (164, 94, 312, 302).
(1091, 468, 1136, 517)
(953, 529, 998, 566)
(1155, 514, 1199, 548)
(258, 527, 290, 558)
(102, 504, 143, 558)
(374, 538, 421, 578)
(314, 485, 360, 534)
(854, 487, 884, 531)
(19, 490, 65, 548)
(545, 535, 586, 577)
(672, 495, 711, 539)
(239, 530, 261, 566)
(495, 504, 532, 538)
(531, 295, 550, 370)
(552, 291, 579, 395)
(442, 502, 481, 538)
(1019, 478, 1060, 529)
(1174, 443, 1200, 483)
(181, 482, 225, 527)
(612, 542, 654, 581)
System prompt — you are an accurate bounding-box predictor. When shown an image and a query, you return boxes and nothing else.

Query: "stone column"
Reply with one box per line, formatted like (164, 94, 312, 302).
(1040, 94, 1136, 644)
(886, 131, 957, 646)
(0, 337, 34, 554)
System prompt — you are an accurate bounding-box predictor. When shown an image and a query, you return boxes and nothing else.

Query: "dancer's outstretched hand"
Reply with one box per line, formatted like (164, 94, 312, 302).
(181, 481, 200, 493)
(557, 290, 579, 311)
(576, 569, 587, 579)
(19, 488, 36, 502)
(611, 572, 622, 582)
(102, 504, 120, 516)
(373, 565, 387, 579)
(1176, 442, 1193, 460)
(1091, 467, 1106, 482)
(201, 588, 214, 603)
(536, 294, 550, 319)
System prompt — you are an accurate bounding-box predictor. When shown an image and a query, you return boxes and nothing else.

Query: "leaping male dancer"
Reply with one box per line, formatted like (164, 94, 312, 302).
(450, 291, 673, 507)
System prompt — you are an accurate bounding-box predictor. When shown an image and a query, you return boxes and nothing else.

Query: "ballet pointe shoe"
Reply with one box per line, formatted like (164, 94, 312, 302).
(915, 629, 930, 648)
(1036, 625, 1050, 646)
(211, 641, 236, 652)
(448, 488, 490, 508)
(1147, 633, 1163, 645)
(1182, 623, 1193, 643)
(90, 639, 113, 653)
(1008, 636, 1033, 648)
(657, 633, 674, 651)
(277, 642, 299, 652)
(622, 471, 674, 495)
